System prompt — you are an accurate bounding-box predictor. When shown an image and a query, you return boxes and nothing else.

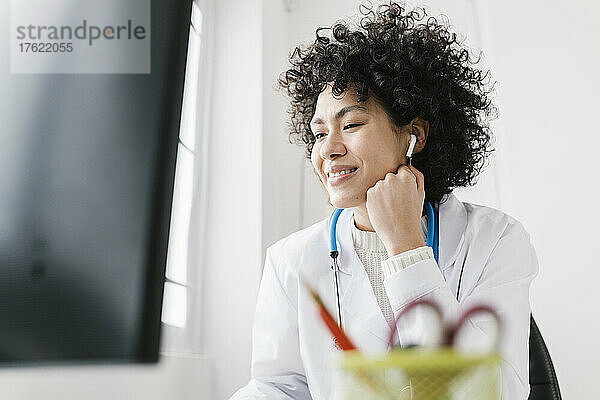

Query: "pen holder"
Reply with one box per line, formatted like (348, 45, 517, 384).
(335, 348, 500, 400)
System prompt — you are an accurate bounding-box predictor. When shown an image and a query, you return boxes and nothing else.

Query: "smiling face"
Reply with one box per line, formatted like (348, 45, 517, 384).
(310, 85, 410, 209)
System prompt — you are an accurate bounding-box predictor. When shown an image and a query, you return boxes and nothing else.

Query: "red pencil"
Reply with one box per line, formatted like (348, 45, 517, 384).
(305, 284, 356, 351)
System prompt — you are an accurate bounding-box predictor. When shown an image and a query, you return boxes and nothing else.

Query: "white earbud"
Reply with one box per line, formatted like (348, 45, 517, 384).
(406, 134, 417, 158)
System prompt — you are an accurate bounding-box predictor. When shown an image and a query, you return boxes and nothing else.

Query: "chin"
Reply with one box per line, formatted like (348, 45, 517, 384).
(329, 193, 364, 209)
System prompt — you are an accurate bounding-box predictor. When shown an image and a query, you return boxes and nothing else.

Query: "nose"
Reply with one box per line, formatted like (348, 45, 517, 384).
(319, 130, 346, 161)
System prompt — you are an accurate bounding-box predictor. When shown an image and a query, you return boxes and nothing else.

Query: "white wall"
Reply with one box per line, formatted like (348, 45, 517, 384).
(479, 0, 600, 397)
(200, 0, 263, 399)
(261, 0, 303, 258)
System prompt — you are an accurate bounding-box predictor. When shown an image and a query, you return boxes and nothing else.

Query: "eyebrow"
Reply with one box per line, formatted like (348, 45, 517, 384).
(310, 105, 368, 127)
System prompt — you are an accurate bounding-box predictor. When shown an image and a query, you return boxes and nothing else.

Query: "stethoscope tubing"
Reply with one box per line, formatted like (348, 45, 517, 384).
(328, 208, 344, 256)
(425, 201, 439, 262)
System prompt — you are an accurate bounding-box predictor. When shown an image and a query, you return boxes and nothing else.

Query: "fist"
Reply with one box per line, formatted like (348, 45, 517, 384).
(365, 164, 426, 257)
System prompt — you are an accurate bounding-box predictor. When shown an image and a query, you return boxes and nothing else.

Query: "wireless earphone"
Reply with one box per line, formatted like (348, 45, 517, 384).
(406, 134, 417, 164)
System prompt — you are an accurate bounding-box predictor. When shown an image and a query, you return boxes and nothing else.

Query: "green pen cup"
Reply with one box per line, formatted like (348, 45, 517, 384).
(335, 348, 500, 400)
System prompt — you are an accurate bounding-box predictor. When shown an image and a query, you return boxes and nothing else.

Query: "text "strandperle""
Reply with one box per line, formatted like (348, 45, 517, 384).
(16, 20, 147, 46)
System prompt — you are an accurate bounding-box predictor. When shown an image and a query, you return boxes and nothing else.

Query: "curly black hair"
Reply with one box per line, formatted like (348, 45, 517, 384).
(278, 1, 497, 203)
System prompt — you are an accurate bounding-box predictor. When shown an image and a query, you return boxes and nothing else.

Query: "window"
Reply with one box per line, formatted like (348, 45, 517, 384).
(160, 0, 212, 354)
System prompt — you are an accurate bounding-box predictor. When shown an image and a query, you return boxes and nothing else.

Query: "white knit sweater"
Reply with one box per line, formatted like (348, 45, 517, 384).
(351, 215, 434, 328)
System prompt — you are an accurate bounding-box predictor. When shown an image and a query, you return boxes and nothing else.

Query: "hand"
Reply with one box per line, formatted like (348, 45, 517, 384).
(365, 164, 426, 257)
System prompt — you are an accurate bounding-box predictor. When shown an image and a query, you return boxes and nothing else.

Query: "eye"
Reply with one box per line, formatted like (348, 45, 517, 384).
(314, 133, 327, 140)
(343, 123, 363, 130)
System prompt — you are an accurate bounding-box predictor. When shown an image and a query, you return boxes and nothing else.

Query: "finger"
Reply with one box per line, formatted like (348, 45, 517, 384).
(395, 166, 418, 191)
(385, 172, 396, 181)
(366, 186, 374, 199)
(397, 165, 417, 181)
(395, 164, 412, 175)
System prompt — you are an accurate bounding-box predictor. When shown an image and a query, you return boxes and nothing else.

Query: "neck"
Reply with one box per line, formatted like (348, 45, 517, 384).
(352, 205, 374, 232)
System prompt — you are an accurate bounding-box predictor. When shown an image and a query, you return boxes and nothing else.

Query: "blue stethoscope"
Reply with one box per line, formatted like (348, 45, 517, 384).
(326, 135, 439, 329)
(328, 202, 439, 329)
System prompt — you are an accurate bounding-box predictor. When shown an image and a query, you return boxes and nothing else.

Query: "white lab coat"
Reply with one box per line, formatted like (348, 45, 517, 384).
(230, 193, 538, 400)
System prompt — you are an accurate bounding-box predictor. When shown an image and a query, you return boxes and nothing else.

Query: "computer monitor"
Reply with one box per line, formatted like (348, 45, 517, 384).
(0, 0, 193, 364)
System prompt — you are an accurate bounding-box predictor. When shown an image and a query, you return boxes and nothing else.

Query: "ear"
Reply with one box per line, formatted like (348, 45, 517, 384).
(408, 117, 429, 154)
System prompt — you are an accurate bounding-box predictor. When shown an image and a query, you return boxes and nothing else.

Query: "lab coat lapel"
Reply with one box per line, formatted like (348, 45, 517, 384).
(336, 209, 392, 350)
(438, 193, 467, 270)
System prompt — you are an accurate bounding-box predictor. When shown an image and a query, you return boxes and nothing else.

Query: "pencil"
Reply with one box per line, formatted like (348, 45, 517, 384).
(307, 288, 356, 351)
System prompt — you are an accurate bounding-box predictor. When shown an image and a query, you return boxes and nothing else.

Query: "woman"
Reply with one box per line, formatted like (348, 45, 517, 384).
(231, 3, 537, 399)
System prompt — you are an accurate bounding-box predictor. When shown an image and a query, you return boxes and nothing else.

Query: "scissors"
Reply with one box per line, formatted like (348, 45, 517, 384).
(387, 299, 501, 353)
